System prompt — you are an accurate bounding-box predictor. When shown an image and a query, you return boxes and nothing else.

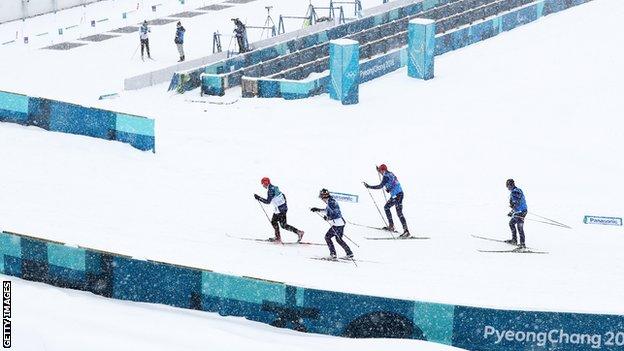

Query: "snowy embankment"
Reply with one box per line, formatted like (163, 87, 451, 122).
(0, 0, 622, 329)
(3, 275, 465, 351)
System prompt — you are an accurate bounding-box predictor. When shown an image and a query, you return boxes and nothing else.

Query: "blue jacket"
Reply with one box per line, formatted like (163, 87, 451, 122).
(509, 187, 528, 213)
(369, 171, 403, 197)
(325, 197, 342, 220)
(175, 26, 185, 44)
(258, 184, 287, 213)
(139, 24, 150, 39)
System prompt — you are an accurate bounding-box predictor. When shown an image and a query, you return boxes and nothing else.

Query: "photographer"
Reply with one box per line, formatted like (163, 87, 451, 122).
(231, 18, 249, 53)
(174, 21, 186, 62)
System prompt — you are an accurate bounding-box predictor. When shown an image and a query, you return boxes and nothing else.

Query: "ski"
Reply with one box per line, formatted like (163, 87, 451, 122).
(310, 257, 350, 263)
(471, 234, 517, 246)
(347, 221, 399, 233)
(478, 248, 548, 254)
(365, 236, 430, 240)
(310, 256, 377, 264)
(472, 235, 546, 253)
(226, 234, 323, 246)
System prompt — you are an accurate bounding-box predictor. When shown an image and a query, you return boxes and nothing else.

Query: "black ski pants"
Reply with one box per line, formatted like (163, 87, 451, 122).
(384, 192, 408, 230)
(509, 211, 527, 244)
(140, 38, 150, 58)
(325, 225, 352, 256)
(271, 212, 300, 239)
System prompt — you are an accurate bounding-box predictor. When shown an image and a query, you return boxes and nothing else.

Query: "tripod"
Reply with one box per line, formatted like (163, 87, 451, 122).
(262, 6, 276, 39)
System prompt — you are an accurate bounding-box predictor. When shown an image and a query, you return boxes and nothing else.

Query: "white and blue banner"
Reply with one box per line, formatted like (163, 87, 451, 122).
(583, 216, 622, 226)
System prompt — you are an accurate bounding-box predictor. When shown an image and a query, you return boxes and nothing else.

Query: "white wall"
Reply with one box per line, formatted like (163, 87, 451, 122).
(0, 0, 104, 24)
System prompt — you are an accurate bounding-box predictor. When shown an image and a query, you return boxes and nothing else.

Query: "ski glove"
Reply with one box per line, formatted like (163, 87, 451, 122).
(254, 194, 261, 201)
(310, 207, 321, 212)
(323, 216, 328, 221)
(363, 182, 370, 188)
(507, 211, 514, 217)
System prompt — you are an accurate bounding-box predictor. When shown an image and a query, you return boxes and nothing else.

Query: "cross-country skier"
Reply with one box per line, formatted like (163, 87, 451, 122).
(174, 21, 186, 62)
(506, 179, 528, 248)
(364, 164, 410, 238)
(254, 177, 304, 243)
(311, 189, 354, 259)
(139, 20, 151, 60)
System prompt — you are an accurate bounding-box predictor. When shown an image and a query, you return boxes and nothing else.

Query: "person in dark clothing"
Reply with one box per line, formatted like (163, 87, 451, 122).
(311, 189, 353, 259)
(231, 18, 249, 53)
(254, 177, 304, 243)
(364, 164, 410, 237)
(139, 20, 151, 60)
(174, 21, 186, 62)
(506, 178, 528, 248)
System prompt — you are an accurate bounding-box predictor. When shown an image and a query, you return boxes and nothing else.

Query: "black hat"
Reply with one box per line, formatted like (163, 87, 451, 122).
(506, 179, 515, 188)
(319, 188, 330, 199)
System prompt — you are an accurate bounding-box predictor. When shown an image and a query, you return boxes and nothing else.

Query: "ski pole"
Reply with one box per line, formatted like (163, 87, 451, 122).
(525, 218, 571, 229)
(256, 200, 272, 223)
(528, 212, 571, 229)
(257, 200, 285, 245)
(364, 183, 389, 228)
(314, 212, 360, 248)
(131, 42, 140, 60)
(510, 213, 570, 229)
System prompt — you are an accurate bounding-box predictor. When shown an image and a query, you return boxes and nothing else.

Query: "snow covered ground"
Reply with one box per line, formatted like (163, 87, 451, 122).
(0, 0, 380, 102)
(3, 275, 466, 351)
(0, 0, 623, 344)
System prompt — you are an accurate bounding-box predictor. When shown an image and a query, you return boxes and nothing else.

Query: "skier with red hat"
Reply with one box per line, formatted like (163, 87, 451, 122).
(364, 164, 411, 238)
(254, 177, 304, 243)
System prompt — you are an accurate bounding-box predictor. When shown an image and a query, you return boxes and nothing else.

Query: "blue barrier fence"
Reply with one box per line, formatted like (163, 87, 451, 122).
(1, 229, 622, 350)
(0, 90, 155, 152)
(240, 0, 592, 100)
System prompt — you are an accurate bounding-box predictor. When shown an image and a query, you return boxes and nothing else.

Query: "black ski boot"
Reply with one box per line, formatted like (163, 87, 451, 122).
(504, 239, 518, 245)
(267, 236, 281, 244)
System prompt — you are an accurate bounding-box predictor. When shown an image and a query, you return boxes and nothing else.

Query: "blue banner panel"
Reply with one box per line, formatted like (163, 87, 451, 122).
(201, 74, 226, 96)
(329, 39, 360, 105)
(48, 101, 115, 140)
(0, 91, 29, 123)
(112, 257, 202, 309)
(408, 19, 435, 80)
(452, 306, 624, 351)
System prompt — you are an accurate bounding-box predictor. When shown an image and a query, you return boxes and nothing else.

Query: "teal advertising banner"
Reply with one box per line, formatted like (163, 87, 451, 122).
(1, 229, 622, 351)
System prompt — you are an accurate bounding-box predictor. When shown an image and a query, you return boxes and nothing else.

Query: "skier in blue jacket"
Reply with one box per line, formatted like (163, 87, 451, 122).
(174, 21, 186, 62)
(364, 164, 410, 238)
(506, 179, 528, 248)
(311, 189, 354, 259)
(254, 177, 304, 243)
(139, 20, 151, 60)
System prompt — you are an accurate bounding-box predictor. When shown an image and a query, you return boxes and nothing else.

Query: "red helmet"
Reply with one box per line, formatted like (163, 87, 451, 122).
(261, 177, 271, 186)
(377, 164, 388, 172)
